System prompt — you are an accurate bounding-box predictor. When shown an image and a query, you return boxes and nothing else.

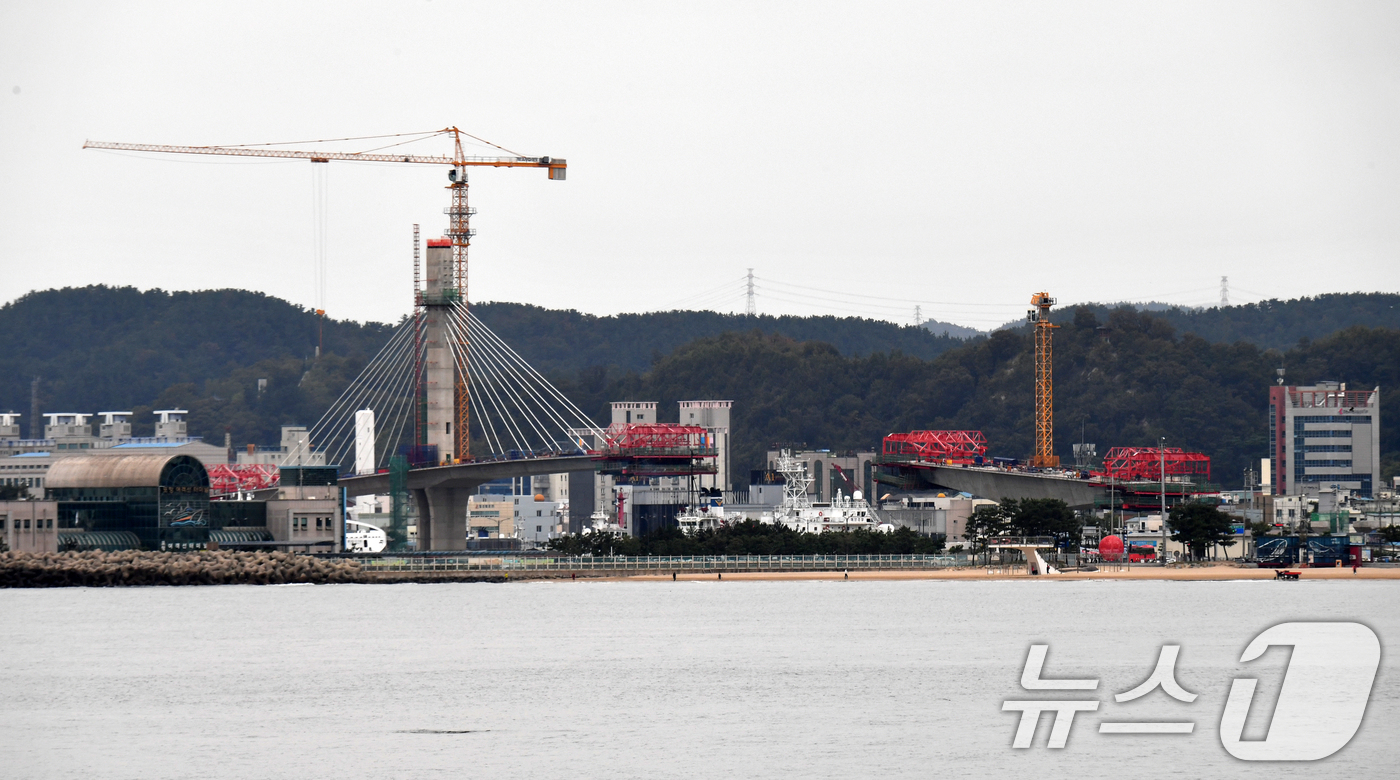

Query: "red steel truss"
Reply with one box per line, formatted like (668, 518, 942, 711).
(601, 423, 713, 454)
(208, 464, 280, 497)
(882, 430, 988, 464)
(595, 423, 717, 477)
(1096, 447, 1210, 482)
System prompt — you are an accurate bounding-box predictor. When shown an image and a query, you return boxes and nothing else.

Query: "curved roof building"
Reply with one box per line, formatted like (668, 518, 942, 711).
(46, 454, 210, 551)
(46, 454, 209, 491)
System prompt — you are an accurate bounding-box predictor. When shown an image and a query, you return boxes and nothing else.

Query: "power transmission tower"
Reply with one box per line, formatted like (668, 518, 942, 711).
(914, 305, 922, 327)
(745, 268, 756, 316)
(1220, 276, 1229, 307)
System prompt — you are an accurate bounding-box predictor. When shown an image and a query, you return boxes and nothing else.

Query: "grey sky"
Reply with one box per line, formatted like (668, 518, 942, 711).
(2, 1, 1398, 330)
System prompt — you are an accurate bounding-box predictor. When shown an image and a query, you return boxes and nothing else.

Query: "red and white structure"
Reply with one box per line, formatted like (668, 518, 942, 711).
(882, 430, 988, 465)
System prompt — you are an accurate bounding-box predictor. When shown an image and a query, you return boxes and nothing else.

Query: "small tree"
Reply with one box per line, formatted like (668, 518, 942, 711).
(1168, 501, 1237, 561)
(964, 504, 1010, 563)
(1009, 498, 1081, 548)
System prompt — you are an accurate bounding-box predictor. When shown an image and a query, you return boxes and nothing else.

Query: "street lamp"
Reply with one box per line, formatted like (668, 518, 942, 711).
(1160, 436, 1168, 565)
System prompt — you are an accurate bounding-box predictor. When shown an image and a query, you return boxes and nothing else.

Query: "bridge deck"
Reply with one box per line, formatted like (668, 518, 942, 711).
(339, 454, 596, 496)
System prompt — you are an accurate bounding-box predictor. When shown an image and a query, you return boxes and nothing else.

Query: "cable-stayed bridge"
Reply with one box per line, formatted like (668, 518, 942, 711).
(301, 235, 605, 550)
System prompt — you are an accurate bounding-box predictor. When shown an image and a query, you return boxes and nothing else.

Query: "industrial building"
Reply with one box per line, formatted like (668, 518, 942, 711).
(0, 410, 229, 497)
(0, 408, 326, 500)
(1, 454, 343, 554)
(1269, 381, 1381, 497)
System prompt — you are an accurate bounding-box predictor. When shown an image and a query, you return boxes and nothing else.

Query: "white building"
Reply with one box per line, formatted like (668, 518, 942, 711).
(1270, 381, 1380, 497)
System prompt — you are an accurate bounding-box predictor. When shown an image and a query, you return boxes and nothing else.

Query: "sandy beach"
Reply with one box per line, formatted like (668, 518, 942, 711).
(608, 564, 1400, 583)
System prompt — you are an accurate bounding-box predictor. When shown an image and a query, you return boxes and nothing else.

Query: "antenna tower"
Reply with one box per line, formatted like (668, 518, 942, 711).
(1028, 292, 1059, 468)
(1220, 276, 1229, 307)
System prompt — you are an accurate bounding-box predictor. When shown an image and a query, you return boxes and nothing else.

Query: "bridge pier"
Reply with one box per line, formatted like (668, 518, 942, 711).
(414, 484, 482, 551)
(338, 455, 599, 551)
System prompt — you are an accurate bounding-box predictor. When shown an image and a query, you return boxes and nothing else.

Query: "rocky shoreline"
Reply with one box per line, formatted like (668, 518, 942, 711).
(0, 550, 368, 588)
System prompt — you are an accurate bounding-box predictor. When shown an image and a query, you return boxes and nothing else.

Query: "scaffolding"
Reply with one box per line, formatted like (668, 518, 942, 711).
(388, 455, 411, 551)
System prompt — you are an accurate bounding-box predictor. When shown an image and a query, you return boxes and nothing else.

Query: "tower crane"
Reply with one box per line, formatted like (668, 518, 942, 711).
(84, 128, 567, 462)
(1028, 291, 1058, 468)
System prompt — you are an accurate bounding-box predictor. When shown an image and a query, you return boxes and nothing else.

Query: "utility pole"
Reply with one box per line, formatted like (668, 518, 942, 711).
(745, 268, 756, 316)
(1160, 437, 1168, 565)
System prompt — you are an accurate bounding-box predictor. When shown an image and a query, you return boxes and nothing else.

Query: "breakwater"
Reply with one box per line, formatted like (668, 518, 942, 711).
(0, 550, 366, 588)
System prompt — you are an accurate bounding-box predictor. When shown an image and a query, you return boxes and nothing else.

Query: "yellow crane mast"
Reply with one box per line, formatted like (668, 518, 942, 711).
(84, 128, 566, 461)
(1028, 292, 1059, 468)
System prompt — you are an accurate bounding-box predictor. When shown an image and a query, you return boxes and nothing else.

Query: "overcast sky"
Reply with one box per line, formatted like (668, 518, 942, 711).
(3, 1, 1398, 330)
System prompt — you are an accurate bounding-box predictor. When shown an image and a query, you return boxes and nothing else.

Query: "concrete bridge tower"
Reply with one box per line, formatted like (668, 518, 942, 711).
(422, 238, 460, 465)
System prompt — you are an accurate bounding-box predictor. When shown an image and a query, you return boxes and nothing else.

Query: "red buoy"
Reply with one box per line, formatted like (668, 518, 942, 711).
(1098, 534, 1125, 562)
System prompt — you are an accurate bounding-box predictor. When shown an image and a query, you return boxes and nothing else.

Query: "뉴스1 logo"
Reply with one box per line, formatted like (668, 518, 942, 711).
(1002, 622, 1380, 761)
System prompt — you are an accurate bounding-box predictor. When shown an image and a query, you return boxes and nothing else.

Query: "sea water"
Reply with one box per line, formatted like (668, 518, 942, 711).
(0, 579, 1394, 779)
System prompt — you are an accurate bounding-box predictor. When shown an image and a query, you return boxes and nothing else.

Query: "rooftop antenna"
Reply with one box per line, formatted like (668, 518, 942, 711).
(1276, 367, 1286, 386)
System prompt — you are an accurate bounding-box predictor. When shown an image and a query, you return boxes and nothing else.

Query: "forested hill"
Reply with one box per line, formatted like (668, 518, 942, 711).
(0, 286, 962, 432)
(564, 311, 1400, 490)
(0, 286, 395, 425)
(1039, 293, 1400, 351)
(3, 286, 1396, 490)
(472, 302, 964, 374)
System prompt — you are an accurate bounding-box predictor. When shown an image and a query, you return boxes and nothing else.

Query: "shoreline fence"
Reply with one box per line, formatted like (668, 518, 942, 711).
(343, 552, 1085, 574)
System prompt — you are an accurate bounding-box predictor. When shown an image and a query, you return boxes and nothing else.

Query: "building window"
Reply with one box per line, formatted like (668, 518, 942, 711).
(537, 525, 543, 533)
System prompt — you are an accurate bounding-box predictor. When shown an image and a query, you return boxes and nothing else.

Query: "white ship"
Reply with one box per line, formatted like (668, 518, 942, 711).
(764, 450, 882, 533)
(583, 509, 626, 536)
(676, 503, 734, 535)
(674, 450, 885, 535)
(344, 518, 388, 553)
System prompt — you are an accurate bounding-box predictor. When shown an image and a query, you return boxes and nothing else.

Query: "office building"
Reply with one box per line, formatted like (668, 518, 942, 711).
(1269, 382, 1380, 497)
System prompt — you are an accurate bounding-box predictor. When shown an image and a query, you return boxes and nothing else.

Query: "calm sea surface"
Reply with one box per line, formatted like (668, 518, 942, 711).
(1, 579, 1395, 779)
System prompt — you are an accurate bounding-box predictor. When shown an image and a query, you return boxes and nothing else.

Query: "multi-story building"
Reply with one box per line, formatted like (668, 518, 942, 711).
(467, 493, 562, 542)
(1269, 382, 1380, 497)
(679, 400, 732, 491)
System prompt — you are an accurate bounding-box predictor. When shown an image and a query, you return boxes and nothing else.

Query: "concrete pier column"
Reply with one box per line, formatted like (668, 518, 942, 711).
(415, 484, 482, 551)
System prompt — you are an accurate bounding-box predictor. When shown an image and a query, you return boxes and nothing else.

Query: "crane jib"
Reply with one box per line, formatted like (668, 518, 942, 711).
(82, 140, 566, 176)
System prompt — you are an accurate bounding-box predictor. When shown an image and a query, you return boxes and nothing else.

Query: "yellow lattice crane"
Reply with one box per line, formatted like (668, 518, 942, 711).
(1028, 292, 1059, 468)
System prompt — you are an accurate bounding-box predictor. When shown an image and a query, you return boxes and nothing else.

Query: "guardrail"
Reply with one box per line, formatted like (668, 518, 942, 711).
(356, 553, 975, 573)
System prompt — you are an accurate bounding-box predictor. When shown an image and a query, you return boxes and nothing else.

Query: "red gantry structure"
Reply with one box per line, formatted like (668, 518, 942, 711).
(208, 464, 280, 497)
(1096, 446, 1211, 483)
(1094, 446, 1212, 510)
(594, 423, 718, 478)
(882, 430, 988, 465)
